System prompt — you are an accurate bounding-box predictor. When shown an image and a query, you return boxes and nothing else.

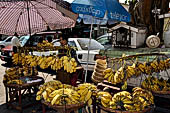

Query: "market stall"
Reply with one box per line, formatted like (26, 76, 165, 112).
(95, 52, 170, 112)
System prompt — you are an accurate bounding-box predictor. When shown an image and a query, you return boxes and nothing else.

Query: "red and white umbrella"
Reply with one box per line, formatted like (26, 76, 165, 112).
(0, 0, 78, 36)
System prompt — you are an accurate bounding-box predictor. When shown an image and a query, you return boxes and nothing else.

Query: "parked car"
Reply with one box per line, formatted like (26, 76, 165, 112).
(68, 38, 104, 71)
(96, 33, 112, 48)
(0, 36, 13, 51)
(52, 39, 60, 46)
(52, 38, 104, 71)
(0, 32, 57, 63)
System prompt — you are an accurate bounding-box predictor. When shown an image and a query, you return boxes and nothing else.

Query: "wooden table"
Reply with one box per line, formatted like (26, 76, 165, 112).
(4, 76, 44, 113)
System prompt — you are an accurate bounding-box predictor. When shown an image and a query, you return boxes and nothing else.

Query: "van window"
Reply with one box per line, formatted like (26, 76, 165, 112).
(68, 41, 76, 47)
(20, 36, 30, 47)
(5, 36, 12, 42)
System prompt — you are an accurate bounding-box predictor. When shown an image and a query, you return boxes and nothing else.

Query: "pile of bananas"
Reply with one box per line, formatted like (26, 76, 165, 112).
(7, 79, 23, 85)
(132, 87, 154, 111)
(38, 56, 55, 69)
(103, 68, 115, 84)
(36, 80, 63, 101)
(97, 87, 154, 112)
(61, 56, 77, 73)
(103, 67, 127, 90)
(97, 91, 112, 108)
(37, 40, 54, 49)
(77, 83, 97, 106)
(104, 58, 170, 86)
(25, 55, 39, 67)
(36, 81, 96, 106)
(12, 53, 78, 73)
(12, 53, 25, 65)
(47, 88, 80, 105)
(3, 66, 37, 84)
(142, 76, 170, 92)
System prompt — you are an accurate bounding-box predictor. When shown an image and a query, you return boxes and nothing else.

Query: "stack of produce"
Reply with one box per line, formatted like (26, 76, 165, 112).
(77, 83, 97, 106)
(97, 87, 154, 112)
(3, 66, 38, 84)
(36, 81, 97, 106)
(12, 54, 78, 73)
(92, 59, 107, 83)
(104, 58, 170, 87)
(142, 76, 170, 92)
(37, 40, 54, 49)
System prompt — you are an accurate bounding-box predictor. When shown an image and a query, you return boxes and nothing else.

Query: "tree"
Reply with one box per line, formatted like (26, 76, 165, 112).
(129, 0, 169, 40)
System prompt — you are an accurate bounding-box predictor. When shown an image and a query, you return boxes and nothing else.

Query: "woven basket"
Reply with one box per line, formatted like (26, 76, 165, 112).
(96, 63, 107, 70)
(152, 90, 170, 95)
(42, 100, 85, 111)
(98, 104, 153, 113)
(91, 75, 101, 84)
(96, 59, 107, 65)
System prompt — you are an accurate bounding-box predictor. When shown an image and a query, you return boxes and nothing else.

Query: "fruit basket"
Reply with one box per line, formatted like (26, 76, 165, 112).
(98, 104, 153, 113)
(152, 90, 170, 95)
(96, 87, 155, 113)
(42, 100, 85, 112)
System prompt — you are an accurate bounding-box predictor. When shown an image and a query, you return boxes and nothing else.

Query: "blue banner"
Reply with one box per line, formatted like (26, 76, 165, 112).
(71, 0, 131, 22)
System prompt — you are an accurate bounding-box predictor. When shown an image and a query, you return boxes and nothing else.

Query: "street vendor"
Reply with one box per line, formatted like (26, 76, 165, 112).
(56, 34, 83, 86)
(58, 34, 77, 61)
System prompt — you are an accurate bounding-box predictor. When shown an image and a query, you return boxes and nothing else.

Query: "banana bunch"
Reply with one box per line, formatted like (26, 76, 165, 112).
(61, 56, 77, 73)
(7, 79, 23, 85)
(4, 67, 20, 82)
(77, 83, 97, 106)
(3, 66, 37, 83)
(98, 88, 154, 112)
(50, 57, 63, 71)
(142, 76, 170, 91)
(132, 87, 154, 111)
(24, 55, 38, 67)
(104, 67, 125, 84)
(103, 68, 114, 83)
(37, 56, 49, 69)
(22, 66, 38, 76)
(12, 53, 26, 65)
(138, 62, 152, 75)
(97, 91, 112, 108)
(36, 80, 63, 101)
(138, 58, 170, 75)
(110, 91, 134, 111)
(126, 63, 141, 78)
(37, 40, 53, 49)
(157, 60, 166, 71)
(49, 88, 80, 105)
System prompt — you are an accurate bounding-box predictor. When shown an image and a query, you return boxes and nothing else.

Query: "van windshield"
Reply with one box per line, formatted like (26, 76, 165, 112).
(19, 35, 30, 47)
(77, 38, 104, 50)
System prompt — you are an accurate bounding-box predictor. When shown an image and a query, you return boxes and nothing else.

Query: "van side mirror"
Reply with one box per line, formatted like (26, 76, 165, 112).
(78, 54, 82, 59)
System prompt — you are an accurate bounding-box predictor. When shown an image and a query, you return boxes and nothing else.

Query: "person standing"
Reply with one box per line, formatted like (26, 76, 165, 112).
(11, 35, 21, 53)
(56, 34, 83, 86)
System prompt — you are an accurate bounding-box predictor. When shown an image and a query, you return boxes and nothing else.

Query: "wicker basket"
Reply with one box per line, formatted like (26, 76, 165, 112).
(91, 75, 101, 84)
(152, 90, 170, 95)
(42, 100, 85, 112)
(98, 104, 153, 113)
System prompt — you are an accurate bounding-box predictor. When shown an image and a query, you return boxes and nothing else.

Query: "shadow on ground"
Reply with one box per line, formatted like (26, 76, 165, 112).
(0, 102, 58, 113)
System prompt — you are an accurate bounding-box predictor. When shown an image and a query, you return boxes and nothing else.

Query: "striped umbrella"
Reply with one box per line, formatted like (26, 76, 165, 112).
(0, 0, 78, 36)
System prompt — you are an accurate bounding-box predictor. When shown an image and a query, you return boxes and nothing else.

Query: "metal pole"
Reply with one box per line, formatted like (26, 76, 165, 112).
(85, 16, 94, 82)
(26, 0, 31, 37)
